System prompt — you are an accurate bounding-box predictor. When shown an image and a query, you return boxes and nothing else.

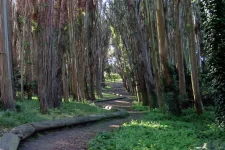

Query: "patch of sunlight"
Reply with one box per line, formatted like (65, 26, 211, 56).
(207, 123, 218, 131)
(124, 120, 169, 129)
(32, 96, 38, 100)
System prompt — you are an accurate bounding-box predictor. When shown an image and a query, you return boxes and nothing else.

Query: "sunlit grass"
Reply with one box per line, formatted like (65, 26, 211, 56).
(89, 106, 225, 150)
(95, 92, 119, 100)
(104, 73, 122, 83)
(105, 78, 122, 83)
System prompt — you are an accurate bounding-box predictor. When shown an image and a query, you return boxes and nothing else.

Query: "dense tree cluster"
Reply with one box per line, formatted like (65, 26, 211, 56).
(0, 0, 224, 127)
(106, 0, 204, 115)
(0, 0, 111, 113)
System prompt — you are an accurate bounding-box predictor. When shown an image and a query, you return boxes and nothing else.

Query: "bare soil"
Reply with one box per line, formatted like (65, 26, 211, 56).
(19, 82, 142, 150)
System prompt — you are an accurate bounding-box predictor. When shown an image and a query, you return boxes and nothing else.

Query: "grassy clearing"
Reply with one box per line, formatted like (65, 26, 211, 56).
(89, 104, 225, 150)
(0, 100, 108, 129)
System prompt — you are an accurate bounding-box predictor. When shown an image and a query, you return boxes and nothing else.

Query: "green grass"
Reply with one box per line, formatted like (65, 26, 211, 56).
(95, 85, 120, 100)
(0, 100, 108, 129)
(89, 105, 225, 150)
(96, 92, 119, 100)
(105, 73, 122, 83)
(132, 101, 150, 112)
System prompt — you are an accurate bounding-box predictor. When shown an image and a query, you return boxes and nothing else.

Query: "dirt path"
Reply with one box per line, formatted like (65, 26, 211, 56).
(19, 82, 142, 150)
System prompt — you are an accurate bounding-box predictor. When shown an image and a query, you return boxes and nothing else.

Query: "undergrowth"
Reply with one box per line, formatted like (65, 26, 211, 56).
(0, 100, 108, 128)
(89, 106, 225, 150)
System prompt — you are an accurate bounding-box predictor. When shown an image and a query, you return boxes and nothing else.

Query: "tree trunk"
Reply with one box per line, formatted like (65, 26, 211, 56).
(156, 0, 172, 85)
(0, 0, 15, 111)
(145, 0, 164, 109)
(128, 0, 155, 108)
(187, 0, 204, 115)
(87, 0, 96, 100)
(156, 0, 182, 115)
(62, 54, 69, 102)
(175, 0, 186, 96)
(54, 0, 67, 107)
(37, 0, 55, 113)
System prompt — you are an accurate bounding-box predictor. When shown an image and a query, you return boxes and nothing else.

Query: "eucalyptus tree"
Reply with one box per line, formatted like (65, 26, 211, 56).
(106, 0, 156, 107)
(144, 0, 164, 109)
(15, 0, 34, 100)
(175, 0, 186, 96)
(187, 0, 204, 115)
(34, 0, 64, 113)
(155, 0, 182, 115)
(0, 0, 16, 110)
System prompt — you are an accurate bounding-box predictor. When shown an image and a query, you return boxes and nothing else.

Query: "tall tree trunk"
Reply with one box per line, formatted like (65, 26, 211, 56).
(87, 0, 96, 100)
(0, 0, 15, 111)
(25, 23, 33, 100)
(96, 0, 103, 98)
(96, 31, 103, 98)
(187, 0, 204, 115)
(37, 0, 55, 113)
(128, 0, 156, 108)
(175, 0, 186, 96)
(156, 0, 172, 85)
(20, 2, 28, 100)
(11, 4, 18, 100)
(156, 0, 182, 115)
(54, 0, 67, 107)
(62, 54, 69, 102)
(145, 0, 164, 109)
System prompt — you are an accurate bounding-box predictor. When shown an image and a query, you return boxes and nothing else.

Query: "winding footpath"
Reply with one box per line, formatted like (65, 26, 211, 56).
(19, 82, 142, 150)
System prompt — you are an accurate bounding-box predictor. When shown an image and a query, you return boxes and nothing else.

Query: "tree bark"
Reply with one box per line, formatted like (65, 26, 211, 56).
(62, 54, 69, 102)
(156, 0, 172, 86)
(187, 0, 204, 115)
(87, 0, 96, 100)
(37, 0, 56, 113)
(54, 0, 67, 107)
(0, 0, 15, 111)
(128, 0, 155, 108)
(156, 0, 182, 115)
(175, 0, 186, 95)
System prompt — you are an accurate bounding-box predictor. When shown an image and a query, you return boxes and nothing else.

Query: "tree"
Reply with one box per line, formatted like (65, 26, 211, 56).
(0, 0, 16, 111)
(188, 0, 204, 115)
(175, 0, 186, 96)
(156, 0, 182, 115)
(36, 0, 62, 113)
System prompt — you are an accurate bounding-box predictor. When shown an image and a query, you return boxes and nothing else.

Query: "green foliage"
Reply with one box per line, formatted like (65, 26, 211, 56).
(161, 63, 182, 116)
(132, 101, 150, 112)
(105, 73, 121, 82)
(0, 100, 108, 128)
(201, 0, 225, 128)
(89, 108, 225, 150)
(199, 73, 214, 106)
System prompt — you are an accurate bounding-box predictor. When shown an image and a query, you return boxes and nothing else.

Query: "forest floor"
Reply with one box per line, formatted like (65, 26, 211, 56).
(19, 82, 143, 150)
